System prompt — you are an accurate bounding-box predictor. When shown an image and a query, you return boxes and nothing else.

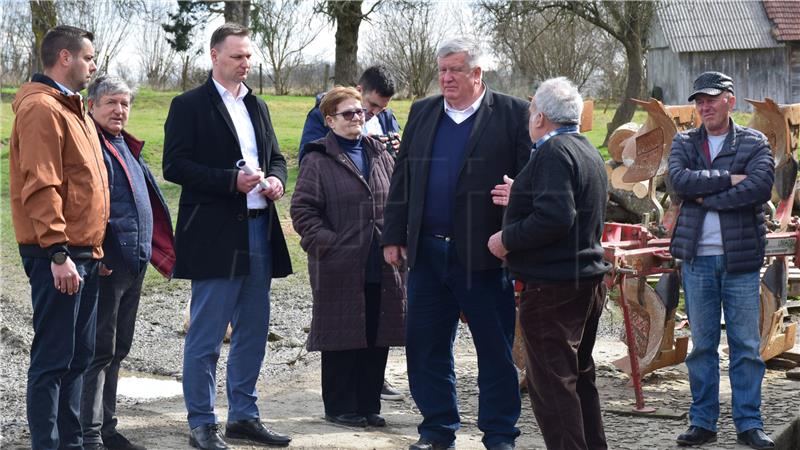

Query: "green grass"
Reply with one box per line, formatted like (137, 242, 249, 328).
(0, 89, 754, 284)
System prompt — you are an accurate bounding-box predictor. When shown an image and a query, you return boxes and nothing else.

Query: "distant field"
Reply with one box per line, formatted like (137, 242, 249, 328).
(0, 88, 753, 274)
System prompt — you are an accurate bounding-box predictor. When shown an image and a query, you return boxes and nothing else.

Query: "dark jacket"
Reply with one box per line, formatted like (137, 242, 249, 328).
(382, 86, 531, 270)
(93, 119, 176, 278)
(163, 76, 292, 279)
(503, 133, 611, 281)
(668, 119, 774, 273)
(298, 92, 400, 163)
(291, 132, 406, 351)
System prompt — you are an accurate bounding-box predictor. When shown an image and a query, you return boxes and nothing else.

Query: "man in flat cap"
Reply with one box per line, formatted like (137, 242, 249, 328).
(669, 71, 775, 449)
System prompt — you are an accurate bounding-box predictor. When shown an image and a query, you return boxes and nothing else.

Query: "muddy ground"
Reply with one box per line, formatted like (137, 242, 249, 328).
(1, 250, 799, 449)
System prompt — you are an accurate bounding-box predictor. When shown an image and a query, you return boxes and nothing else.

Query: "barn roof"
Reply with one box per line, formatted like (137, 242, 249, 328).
(763, 0, 800, 41)
(656, 0, 782, 52)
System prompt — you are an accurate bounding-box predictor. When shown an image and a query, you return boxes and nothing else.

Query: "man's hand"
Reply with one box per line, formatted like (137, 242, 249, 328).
(731, 174, 747, 185)
(260, 176, 284, 200)
(487, 230, 508, 260)
(52, 257, 82, 295)
(491, 175, 514, 206)
(383, 245, 407, 267)
(98, 262, 113, 276)
(237, 169, 263, 193)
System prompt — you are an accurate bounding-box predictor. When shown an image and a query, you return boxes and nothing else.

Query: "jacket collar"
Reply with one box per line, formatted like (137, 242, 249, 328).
(90, 114, 145, 159)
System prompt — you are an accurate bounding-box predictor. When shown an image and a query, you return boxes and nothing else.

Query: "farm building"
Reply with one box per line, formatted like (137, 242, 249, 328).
(646, 0, 800, 110)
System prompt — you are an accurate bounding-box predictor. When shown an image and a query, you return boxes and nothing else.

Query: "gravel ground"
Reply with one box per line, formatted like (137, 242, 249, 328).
(2, 251, 799, 449)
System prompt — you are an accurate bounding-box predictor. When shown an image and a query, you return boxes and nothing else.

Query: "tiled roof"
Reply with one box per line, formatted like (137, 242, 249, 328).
(763, 0, 800, 41)
(657, 0, 781, 52)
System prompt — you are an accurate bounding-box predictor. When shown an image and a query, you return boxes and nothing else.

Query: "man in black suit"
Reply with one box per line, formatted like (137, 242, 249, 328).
(163, 23, 292, 450)
(382, 37, 531, 450)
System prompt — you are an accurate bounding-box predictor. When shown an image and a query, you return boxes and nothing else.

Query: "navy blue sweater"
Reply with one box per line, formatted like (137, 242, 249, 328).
(421, 114, 477, 236)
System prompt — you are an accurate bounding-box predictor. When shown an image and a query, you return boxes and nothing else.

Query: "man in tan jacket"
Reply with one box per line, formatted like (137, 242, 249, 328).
(8, 25, 108, 450)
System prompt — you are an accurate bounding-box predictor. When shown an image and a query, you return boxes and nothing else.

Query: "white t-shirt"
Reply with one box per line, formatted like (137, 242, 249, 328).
(696, 133, 728, 256)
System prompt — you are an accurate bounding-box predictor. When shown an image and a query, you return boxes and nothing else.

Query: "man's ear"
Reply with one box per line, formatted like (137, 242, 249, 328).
(210, 47, 218, 65)
(87, 99, 94, 111)
(59, 49, 72, 66)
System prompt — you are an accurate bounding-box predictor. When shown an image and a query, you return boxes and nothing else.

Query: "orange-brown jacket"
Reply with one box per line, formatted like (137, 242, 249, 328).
(9, 79, 109, 259)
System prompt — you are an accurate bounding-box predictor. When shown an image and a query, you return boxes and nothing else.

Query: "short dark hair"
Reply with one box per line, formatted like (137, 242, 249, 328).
(210, 23, 249, 50)
(358, 65, 395, 98)
(41, 25, 94, 69)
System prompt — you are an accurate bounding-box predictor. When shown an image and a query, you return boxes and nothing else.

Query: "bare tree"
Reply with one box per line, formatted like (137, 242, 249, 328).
(314, 0, 382, 85)
(56, 0, 140, 74)
(251, 0, 322, 95)
(477, 0, 656, 146)
(365, 1, 441, 99)
(479, 2, 617, 92)
(2, 1, 34, 85)
(138, 17, 178, 89)
(29, 0, 57, 74)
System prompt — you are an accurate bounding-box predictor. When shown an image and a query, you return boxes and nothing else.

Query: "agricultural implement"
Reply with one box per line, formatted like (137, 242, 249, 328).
(603, 97, 800, 412)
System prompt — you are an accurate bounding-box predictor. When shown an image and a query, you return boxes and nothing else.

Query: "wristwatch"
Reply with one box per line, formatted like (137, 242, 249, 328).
(51, 251, 68, 265)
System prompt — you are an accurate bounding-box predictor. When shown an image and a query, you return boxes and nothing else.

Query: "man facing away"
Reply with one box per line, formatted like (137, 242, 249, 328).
(163, 23, 293, 450)
(488, 77, 611, 450)
(80, 75, 176, 450)
(298, 65, 401, 164)
(9, 25, 108, 450)
(382, 37, 531, 450)
(669, 71, 775, 450)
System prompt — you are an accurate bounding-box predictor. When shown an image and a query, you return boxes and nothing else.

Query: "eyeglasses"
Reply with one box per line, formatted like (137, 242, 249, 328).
(332, 108, 367, 121)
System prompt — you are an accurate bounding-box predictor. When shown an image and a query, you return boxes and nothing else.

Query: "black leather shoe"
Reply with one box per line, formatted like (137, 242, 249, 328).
(103, 432, 146, 450)
(325, 413, 368, 427)
(737, 428, 775, 450)
(676, 426, 717, 446)
(409, 437, 454, 450)
(486, 443, 515, 450)
(365, 413, 386, 427)
(189, 424, 229, 450)
(225, 419, 291, 446)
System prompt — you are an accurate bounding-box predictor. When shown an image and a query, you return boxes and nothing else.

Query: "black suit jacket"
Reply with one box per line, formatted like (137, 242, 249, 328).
(382, 86, 531, 270)
(163, 76, 292, 279)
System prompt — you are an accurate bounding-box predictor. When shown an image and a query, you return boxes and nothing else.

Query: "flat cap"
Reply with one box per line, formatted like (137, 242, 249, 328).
(688, 71, 734, 101)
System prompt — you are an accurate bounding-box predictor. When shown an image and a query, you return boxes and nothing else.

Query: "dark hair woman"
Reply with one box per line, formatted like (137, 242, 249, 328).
(291, 86, 406, 428)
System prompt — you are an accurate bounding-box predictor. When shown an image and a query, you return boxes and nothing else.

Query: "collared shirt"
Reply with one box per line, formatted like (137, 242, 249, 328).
(531, 125, 580, 156)
(363, 115, 383, 136)
(212, 77, 266, 209)
(443, 85, 486, 124)
(54, 80, 77, 97)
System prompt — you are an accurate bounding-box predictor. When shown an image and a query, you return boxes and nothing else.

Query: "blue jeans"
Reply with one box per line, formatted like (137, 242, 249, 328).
(183, 215, 273, 429)
(406, 236, 520, 447)
(682, 255, 764, 433)
(22, 257, 99, 450)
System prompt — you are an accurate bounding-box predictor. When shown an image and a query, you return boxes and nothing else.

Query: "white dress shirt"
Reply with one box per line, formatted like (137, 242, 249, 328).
(443, 85, 486, 124)
(212, 78, 267, 210)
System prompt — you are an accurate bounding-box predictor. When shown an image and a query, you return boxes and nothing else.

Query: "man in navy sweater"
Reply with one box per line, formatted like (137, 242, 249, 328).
(489, 77, 610, 450)
(383, 37, 530, 450)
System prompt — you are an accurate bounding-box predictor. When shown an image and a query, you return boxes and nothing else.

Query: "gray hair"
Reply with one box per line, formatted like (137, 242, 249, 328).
(88, 75, 135, 104)
(436, 37, 483, 69)
(533, 77, 583, 125)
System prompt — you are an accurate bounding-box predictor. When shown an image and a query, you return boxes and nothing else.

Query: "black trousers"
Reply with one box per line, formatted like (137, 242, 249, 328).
(321, 283, 389, 416)
(81, 266, 146, 444)
(519, 278, 607, 450)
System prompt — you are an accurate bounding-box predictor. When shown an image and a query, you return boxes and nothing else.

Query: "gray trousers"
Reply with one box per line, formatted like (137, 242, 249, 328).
(80, 266, 147, 444)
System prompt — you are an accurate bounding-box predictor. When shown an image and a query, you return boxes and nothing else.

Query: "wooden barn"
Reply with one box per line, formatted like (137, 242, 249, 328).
(646, 0, 800, 110)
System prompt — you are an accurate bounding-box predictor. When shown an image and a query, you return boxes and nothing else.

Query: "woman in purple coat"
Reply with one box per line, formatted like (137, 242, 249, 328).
(291, 86, 406, 428)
